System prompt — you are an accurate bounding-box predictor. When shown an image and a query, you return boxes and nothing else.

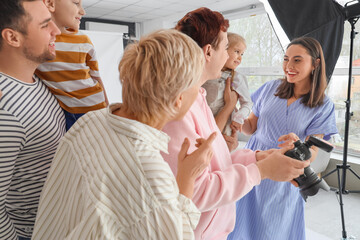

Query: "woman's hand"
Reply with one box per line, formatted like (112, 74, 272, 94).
(278, 132, 300, 148)
(224, 77, 238, 108)
(176, 132, 217, 198)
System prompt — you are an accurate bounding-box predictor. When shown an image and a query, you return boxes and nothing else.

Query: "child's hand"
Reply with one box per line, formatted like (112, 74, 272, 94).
(223, 126, 239, 152)
(231, 121, 243, 132)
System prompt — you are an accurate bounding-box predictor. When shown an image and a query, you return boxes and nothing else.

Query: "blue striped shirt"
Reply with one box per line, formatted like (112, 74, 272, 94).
(228, 79, 338, 240)
(0, 73, 65, 239)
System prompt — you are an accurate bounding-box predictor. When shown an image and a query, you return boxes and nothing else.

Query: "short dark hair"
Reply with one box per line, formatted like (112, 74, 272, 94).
(175, 7, 229, 50)
(275, 37, 327, 108)
(0, 0, 35, 48)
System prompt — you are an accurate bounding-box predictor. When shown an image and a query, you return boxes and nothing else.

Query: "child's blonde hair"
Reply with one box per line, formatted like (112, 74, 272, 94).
(225, 32, 246, 81)
(119, 29, 204, 123)
(227, 32, 246, 49)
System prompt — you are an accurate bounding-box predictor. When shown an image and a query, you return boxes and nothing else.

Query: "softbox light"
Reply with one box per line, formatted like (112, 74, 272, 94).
(264, 1, 360, 239)
(267, 0, 345, 81)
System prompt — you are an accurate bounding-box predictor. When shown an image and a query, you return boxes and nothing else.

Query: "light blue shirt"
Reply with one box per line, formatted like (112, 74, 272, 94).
(228, 79, 338, 240)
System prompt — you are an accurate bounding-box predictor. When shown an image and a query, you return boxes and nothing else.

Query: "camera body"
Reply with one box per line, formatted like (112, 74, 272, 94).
(284, 135, 333, 201)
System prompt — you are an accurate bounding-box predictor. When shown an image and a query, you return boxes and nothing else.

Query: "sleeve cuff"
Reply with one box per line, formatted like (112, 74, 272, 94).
(178, 194, 201, 229)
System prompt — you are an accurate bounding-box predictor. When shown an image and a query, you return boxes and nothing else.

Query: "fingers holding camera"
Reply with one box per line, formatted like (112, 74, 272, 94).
(176, 132, 217, 198)
(255, 147, 310, 182)
(290, 180, 299, 187)
(278, 132, 300, 148)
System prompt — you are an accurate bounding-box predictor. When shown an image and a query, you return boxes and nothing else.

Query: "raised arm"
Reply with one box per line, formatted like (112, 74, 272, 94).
(241, 112, 258, 135)
(214, 77, 238, 132)
(162, 114, 261, 212)
(176, 133, 216, 198)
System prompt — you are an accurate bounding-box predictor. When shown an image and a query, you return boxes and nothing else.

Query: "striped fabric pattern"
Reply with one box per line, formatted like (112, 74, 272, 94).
(227, 79, 338, 240)
(32, 104, 200, 240)
(0, 73, 65, 239)
(35, 31, 106, 114)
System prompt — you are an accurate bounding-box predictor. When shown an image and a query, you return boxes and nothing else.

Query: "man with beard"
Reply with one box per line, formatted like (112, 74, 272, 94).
(0, 1, 65, 239)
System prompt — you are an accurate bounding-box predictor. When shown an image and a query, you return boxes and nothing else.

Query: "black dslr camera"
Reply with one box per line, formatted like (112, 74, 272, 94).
(284, 135, 334, 201)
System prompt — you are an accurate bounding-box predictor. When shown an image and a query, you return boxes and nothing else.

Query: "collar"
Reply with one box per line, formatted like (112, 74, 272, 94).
(106, 103, 170, 154)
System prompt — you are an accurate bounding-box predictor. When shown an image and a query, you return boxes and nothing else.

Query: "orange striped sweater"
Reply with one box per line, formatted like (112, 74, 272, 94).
(36, 31, 106, 114)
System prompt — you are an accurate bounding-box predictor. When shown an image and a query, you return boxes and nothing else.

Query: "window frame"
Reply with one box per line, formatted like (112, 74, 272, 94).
(225, 7, 360, 160)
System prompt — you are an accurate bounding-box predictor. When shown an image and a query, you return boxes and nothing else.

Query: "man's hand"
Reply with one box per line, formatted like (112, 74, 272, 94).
(255, 146, 310, 182)
(176, 132, 217, 198)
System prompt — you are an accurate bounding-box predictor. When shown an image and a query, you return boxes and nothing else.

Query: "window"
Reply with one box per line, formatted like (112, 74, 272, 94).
(324, 19, 360, 156)
(228, 14, 284, 93)
(228, 13, 360, 156)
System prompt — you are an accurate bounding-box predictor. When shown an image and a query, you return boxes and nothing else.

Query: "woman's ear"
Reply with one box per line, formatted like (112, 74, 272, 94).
(175, 93, 183, 110)
(1, 29, 22, 48)
(314, 58, 320, 68)
(203, 44, 212, 62)
(43, 0, 55, 12)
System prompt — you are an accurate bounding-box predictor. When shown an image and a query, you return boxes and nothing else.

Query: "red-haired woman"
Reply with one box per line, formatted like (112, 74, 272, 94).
(162, 8, 310, 239)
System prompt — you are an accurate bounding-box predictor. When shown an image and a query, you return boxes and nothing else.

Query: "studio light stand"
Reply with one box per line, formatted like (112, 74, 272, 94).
(322, 12, 360, 240)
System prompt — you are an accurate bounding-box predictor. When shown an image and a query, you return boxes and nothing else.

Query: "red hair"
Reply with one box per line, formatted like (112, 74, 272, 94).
(175, 7, 229, 50)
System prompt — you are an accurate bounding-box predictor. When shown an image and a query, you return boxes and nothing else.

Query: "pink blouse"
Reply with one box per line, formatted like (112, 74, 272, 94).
(162, 88, 261, 239)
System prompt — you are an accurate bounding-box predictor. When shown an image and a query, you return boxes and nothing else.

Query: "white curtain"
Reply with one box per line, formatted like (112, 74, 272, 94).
(83, 30, 124, 104)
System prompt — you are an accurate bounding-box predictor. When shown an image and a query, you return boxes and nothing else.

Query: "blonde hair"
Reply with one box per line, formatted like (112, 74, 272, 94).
(227, 32, 246, 49)
(119, 29, 204, 123)
(225, 32, 246, 80)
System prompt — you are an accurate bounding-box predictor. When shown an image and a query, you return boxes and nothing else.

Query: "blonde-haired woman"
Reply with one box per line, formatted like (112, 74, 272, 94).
(32, 29, 216, 240)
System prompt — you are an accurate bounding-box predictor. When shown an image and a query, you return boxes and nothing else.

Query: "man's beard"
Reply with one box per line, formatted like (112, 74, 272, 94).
(23, 45, 55, 64)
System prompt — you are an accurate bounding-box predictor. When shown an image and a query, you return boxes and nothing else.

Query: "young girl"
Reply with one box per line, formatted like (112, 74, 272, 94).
(202, 32, 252, 136)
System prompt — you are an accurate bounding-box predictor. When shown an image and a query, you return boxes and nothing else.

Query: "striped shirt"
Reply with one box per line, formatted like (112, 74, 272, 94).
(227, 79, 338, 240)
(32, 104, 200, 240)
(36, 31, 106, 114)
(0, 73, 65, 239)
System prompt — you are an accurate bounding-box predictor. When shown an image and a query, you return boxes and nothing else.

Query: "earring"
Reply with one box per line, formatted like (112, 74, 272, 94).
(312, 69, 314, 75)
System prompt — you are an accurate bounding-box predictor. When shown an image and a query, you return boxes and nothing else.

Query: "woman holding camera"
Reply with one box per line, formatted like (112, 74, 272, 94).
(228, 37, 338, 240)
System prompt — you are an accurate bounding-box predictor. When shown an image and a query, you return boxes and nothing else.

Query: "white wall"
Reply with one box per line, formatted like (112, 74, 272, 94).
(86, 22, 129, 33)
(140, 4, 266, 36)
(141, 12, 185, 35)
(83, 30, 124, 104)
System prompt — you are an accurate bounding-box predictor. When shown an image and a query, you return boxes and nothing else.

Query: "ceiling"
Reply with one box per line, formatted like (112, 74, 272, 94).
(83, 0, 262, 23)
